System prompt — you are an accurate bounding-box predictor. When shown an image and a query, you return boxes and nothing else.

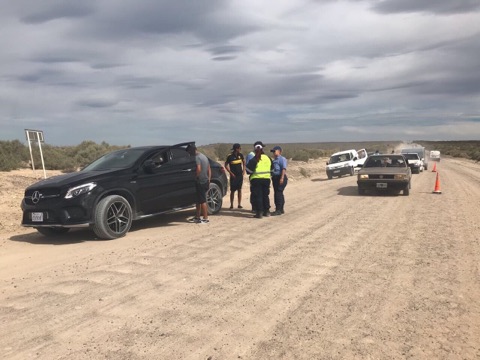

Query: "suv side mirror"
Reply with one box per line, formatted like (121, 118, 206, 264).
(353, 156, 357, 161)
(326, 161, 329, 165)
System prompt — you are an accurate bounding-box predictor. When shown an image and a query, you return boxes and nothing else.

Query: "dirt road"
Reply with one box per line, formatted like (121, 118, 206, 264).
(1, 158, 479, 359)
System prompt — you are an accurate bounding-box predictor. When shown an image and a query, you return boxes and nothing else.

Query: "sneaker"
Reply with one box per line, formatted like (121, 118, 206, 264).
(229, 205, 233, 209)
(271, 210, 281, 216)
(198, 218, 209, 224)
(253, 213, 263, 219)
(238, 205, 243, 209)
(263, 211, 271, 217)
(188, 217, 201, 223)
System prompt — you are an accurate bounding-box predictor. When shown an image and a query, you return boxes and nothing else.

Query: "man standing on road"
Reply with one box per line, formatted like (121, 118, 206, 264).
(187, 144, 211, 224)
(225, 143, 246, 209)
(245, 146, 256, 213)
(270, 146, 288, 215)
(246, 141, 272, 219)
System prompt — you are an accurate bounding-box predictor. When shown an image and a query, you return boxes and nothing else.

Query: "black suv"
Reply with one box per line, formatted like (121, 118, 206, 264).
(21, 142, 227, 239)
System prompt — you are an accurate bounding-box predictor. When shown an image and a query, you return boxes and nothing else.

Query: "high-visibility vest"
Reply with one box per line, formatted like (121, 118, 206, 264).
(250, 154, 272, 180)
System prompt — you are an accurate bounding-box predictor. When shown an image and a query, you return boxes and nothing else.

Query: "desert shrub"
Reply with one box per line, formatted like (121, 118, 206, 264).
(198, 146, 218, 161)
(299, 167, 310, 177)
(0, 150, 19, 171)
(214, 143, 231, 162)
(415, 140, 480, 161)
(0, 140, 29, 171)
(291, 150, 310, 162)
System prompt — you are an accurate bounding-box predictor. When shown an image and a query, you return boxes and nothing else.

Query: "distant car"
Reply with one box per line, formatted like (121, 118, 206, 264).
(402, 153, 424, 174)
(21, 142, 227, 239)
(357, 154, 412, 196)
(430, 150, 441, 162)
(401, 146, 428, 170)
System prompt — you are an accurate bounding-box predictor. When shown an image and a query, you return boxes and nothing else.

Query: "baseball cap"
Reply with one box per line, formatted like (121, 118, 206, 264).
(270, 146, 282, 152)
(253, 141, 265, 149)
(231, 143, 241, 150)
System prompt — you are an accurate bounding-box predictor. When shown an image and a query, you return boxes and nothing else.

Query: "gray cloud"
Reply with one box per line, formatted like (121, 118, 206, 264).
(1, 1, 479, 146)
(372, 0, 480, 14)
(18, 1, 95, 23)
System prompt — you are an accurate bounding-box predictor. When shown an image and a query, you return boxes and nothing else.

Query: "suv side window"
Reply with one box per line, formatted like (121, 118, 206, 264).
(149, 151, 168, 168)
(169, 148, 190, 162)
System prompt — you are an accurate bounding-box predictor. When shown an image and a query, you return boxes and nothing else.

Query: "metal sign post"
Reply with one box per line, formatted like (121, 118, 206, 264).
(25, 129, 47, 179)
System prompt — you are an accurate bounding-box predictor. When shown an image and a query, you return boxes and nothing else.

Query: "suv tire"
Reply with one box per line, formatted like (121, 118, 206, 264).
(93, 195, 133, 239)
(207, 183, 223, 214)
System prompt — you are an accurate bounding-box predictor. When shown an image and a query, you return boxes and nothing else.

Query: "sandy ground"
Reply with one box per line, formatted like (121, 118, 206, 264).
(1, 157, 479, 359)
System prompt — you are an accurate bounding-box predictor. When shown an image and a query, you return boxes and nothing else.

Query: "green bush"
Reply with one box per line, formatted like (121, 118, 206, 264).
(0, 140, 29, 171)
(291, 150, 310, 162)
(0, 140, 128, 172)
(214, 143, 231, 162)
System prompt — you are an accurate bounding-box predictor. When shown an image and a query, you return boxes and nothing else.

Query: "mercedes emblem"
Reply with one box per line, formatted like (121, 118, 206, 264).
(32, 191, 42, 204)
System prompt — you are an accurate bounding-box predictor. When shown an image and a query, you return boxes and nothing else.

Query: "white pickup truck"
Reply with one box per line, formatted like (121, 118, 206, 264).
(326, 148, 368, 179)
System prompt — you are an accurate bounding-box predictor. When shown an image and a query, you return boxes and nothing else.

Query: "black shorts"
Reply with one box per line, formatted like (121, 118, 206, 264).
(229, 175, 243, 192)
(195, 181, 209, 204)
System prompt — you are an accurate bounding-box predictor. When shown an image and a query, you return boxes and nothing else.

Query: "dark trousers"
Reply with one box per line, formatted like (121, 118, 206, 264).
(249, 182, 256, 211)
(272, 175, 287, 211)
(250, 178, 270, 214)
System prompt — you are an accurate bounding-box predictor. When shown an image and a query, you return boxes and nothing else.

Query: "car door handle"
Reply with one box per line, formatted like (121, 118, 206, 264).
(182, 169, 192, 172)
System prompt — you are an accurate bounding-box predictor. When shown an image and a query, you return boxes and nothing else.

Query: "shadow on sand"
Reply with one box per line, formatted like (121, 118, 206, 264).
(9, 206, 258, 244)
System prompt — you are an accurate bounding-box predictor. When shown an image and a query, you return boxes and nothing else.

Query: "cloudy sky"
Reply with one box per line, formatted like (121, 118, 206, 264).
(1, 0, 480, 146)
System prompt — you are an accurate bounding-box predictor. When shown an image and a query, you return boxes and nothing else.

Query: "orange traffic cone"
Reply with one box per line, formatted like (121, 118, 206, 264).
(432, 162, 437, 172)
(432, 172, 442, 194)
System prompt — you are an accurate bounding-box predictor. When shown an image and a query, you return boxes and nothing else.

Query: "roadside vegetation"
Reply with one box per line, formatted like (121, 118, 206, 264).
(415, 140, 480, 162)
(0, 139, 477, 172)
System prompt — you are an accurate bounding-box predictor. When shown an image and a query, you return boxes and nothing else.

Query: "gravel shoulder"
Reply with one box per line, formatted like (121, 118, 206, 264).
(1, 158, 479, 359)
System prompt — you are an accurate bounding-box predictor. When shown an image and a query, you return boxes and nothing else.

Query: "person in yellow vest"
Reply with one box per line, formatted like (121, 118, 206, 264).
(246, 141, 272, 218)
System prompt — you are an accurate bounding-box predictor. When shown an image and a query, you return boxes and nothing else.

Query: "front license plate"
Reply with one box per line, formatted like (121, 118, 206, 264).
(376, 183, 387, 189)
(333, 170, 340, 173)
(31, 212, 44, 222)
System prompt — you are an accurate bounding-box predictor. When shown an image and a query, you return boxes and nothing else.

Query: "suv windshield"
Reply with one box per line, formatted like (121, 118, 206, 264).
(83, 148, 146, 171)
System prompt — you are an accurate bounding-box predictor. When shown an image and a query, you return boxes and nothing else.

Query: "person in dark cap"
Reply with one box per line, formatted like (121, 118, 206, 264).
(246, 141, 272, 218)
(270, 145, 288, 215)
(186, 144, 211, 224)
(225, 143, 246, 209)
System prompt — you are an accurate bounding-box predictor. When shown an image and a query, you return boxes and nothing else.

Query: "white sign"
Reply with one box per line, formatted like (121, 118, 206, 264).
(25, 129, 47, 179)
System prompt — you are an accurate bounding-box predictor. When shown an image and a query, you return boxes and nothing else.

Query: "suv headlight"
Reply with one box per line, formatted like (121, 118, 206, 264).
(65, 182, 97, 199)
(394, 174, 407, 180)
(358, 174, 369, 179)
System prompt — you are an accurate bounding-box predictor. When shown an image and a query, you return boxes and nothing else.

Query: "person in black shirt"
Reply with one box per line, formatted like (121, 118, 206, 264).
(225, 143, 246, 209)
